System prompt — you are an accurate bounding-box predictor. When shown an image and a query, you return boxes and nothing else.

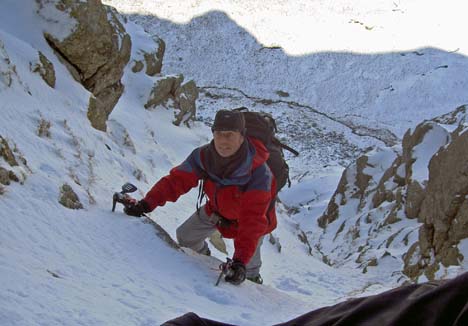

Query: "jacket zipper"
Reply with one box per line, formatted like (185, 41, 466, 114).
(213, 184, 220, 212)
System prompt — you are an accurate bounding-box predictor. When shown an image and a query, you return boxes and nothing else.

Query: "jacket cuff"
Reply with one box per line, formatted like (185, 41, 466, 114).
(140, 199, 151, 213)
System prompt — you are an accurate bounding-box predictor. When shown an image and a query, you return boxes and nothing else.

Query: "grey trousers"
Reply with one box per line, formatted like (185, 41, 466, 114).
(176, 205, 263, 277)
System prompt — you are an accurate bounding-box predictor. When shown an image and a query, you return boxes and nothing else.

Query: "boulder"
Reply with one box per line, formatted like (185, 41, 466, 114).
(132, 36, 165, 76)
(31, 51, 56, 88)
(173, 80, 199, 126)
(0, 167, 19, 185)
(131, 61, 144, 73)
(37, 118, 52, 138)
(59, 183, 83, 209)
(0, 40, 13, 88)
(144, 74, 183, 109)
(144, 75, 199, 126)
(39, 0, 131, 131)
(0, 167, 10, 185)
(144, 37, 165, 76)
(0, 136, 18, 166)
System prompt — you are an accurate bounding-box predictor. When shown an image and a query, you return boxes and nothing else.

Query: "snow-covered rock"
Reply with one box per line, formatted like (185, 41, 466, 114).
(131, 35, 165, 76)
(406, 110, 468, 280)
(38, 0, 131, 131)
(318, 107, 468, 282)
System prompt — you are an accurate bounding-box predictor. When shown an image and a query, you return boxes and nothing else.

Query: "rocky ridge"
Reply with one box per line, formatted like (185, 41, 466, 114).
(317, 105, 468, 281)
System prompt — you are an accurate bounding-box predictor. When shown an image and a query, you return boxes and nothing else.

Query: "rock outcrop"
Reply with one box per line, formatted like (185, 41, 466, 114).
(37, 0, 199, 129)
(131, 36, 165, 76)
(145, 74, 184, 109)
(59, 183, 83, 209)
(38, 0, 131, 131)
(0, 39, 14, 89)
(317, 105, 467, 281)
(0, 136, 18, 167)
(31, 51, 56, 88)
(144, 75, 199, 126)
(173, 80, 199, 126)
(404, 116, 468, 280)
(0, 136, 29, 189)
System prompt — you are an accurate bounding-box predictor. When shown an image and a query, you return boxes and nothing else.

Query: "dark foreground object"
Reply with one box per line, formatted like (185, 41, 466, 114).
(162, 272, 468, 326)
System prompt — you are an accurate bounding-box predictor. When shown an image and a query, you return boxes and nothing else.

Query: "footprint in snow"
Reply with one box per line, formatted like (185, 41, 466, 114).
(193, 283, 236, 305)
(276, 277, 313, 296)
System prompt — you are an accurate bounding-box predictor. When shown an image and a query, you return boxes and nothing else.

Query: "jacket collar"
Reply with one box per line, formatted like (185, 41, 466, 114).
(203, 137, 269, 186)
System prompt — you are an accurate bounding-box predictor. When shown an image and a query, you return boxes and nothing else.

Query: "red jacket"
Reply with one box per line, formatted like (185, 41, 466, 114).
(143, 137, 277, 264)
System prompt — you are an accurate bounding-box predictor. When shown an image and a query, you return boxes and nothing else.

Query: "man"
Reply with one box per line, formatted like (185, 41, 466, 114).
(125, 109, 277, 285)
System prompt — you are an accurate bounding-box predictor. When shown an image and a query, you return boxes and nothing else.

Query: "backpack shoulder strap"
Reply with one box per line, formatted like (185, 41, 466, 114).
(272, 137, 300, 156)
(196, 145, 212, 215)
(279, 142, 299, 156)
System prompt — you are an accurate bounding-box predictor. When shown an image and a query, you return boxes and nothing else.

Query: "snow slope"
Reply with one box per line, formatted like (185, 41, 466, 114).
(0, 1, 374, 325)
(1, 0, 467, 325)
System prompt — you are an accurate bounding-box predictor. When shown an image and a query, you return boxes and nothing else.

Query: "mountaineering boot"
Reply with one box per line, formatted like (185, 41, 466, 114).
(198, 242, 211, 256)
(204, 247, 211, 256)
(247, 274, 263, 284)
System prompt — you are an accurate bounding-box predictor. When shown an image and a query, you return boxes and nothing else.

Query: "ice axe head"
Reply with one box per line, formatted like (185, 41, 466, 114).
(121, 182, 137, 194)
(112, 183, 138, 212)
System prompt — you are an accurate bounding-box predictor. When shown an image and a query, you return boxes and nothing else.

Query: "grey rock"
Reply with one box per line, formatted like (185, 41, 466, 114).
(409, 127, 468, 279)
(39, 0, 131, 131)
(59, 183, 83, 209)
(0, 167, 10, 185)
(31, 51, 55, 88)
(405, 180, 425, 219)
(318, 169, 348, 228)
(144, 74, 184, 109)
(143, 37, 165, 76)
(0, 39, 13, 88)
(173, 80, 199, 126)
(131, 60, 144, 73)
(0, 136, 18, 167)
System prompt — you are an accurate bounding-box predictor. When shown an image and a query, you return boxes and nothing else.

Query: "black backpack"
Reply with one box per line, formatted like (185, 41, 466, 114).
(233, 107, 299, 193)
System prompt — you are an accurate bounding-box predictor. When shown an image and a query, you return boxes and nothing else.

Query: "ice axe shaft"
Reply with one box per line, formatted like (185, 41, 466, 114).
(215, 258, 234, 286)
(215, 270, 224, 286)
(112, 193, 126, 212)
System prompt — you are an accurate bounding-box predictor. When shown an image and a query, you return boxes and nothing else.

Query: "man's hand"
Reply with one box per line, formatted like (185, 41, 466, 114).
(223, 260, 246, 285)
(124, 200, 150, 217)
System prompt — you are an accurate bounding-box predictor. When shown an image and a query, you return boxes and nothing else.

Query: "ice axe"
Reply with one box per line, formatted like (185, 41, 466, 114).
(215, 258, 235, 286)
(112, 182, 138, 212)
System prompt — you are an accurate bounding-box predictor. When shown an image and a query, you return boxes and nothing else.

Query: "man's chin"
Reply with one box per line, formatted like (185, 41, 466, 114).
(218, 149, 234, 157)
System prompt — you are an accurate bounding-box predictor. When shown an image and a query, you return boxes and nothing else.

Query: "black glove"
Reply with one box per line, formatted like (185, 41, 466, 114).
(124, 200, 150, 217)
(224, 260, 246, 285)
